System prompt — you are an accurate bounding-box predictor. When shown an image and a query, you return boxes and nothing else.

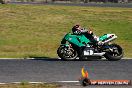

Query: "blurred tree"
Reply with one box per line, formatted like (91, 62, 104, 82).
(31, 0, 35, 2)
(84, 0, 89, 3)
(71, 0, 81, 3)
(52, 0, 55, 2)
(0, 0, 5, 4)
(45, 0, 48, 3)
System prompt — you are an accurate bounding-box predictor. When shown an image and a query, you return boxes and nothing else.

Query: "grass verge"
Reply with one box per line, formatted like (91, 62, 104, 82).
(0, 4, 132, 58)
(0, 83, 59, 88)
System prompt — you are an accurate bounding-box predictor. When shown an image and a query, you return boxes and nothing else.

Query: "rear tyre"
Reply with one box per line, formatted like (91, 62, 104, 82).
(57, 45, 78, 61)
(104, 44, 123, 61)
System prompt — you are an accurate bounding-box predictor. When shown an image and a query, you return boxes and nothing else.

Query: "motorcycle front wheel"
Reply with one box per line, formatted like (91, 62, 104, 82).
(57, 45, 78, 61)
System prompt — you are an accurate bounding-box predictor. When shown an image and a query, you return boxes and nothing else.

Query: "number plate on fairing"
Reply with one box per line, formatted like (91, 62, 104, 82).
(83, 48, 94, 56)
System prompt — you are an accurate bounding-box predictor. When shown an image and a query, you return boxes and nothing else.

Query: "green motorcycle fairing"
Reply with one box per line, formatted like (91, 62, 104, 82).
(99, 34, 107, 41)
(61, 33, 115, 47)
(99, 34, 116, 42)
(61, 33, 90, 47)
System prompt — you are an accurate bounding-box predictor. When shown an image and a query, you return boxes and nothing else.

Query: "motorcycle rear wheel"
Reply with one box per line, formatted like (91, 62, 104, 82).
(104, 44, 123, 61)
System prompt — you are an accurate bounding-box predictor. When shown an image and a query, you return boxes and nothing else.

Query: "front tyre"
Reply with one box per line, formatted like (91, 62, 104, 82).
(57, 45, 78, 61)
(104, 44, 123, 61)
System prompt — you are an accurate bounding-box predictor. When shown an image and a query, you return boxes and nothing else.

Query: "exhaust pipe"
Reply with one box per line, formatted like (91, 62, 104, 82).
(93, 52, 105, 56)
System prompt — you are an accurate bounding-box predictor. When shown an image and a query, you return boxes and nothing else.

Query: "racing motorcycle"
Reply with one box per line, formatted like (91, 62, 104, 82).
(57, 32, 123, 61)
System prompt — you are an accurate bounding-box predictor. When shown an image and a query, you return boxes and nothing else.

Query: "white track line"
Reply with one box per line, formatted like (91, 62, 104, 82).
(0, 81, 79, 84)
(0, 82, 47, 84)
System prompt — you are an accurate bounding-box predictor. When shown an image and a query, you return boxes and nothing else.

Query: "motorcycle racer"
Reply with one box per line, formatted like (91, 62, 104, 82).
(72, 24, 101, 45)
(72, 24, 88, 34)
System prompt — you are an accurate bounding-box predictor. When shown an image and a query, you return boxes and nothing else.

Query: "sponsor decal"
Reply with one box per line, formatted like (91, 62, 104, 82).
(79, 67, 131, 86)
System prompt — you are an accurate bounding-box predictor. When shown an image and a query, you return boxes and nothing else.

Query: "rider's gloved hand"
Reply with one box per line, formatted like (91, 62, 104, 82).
(88, 30, 93, 35)
(94, 35, 99, 41)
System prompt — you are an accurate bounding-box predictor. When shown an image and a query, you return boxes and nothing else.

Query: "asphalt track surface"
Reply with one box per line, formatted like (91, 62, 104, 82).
(0, 58, 131, 88)
(9, 2, 132, 8)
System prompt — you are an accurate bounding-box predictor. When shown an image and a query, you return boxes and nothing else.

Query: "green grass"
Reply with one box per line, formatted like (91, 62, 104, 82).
(0, 83, 59, 88)
(0, 4, 132, 58)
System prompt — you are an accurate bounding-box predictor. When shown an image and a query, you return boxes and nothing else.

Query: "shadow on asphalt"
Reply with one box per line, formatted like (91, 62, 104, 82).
(28, 56, 114, 61)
